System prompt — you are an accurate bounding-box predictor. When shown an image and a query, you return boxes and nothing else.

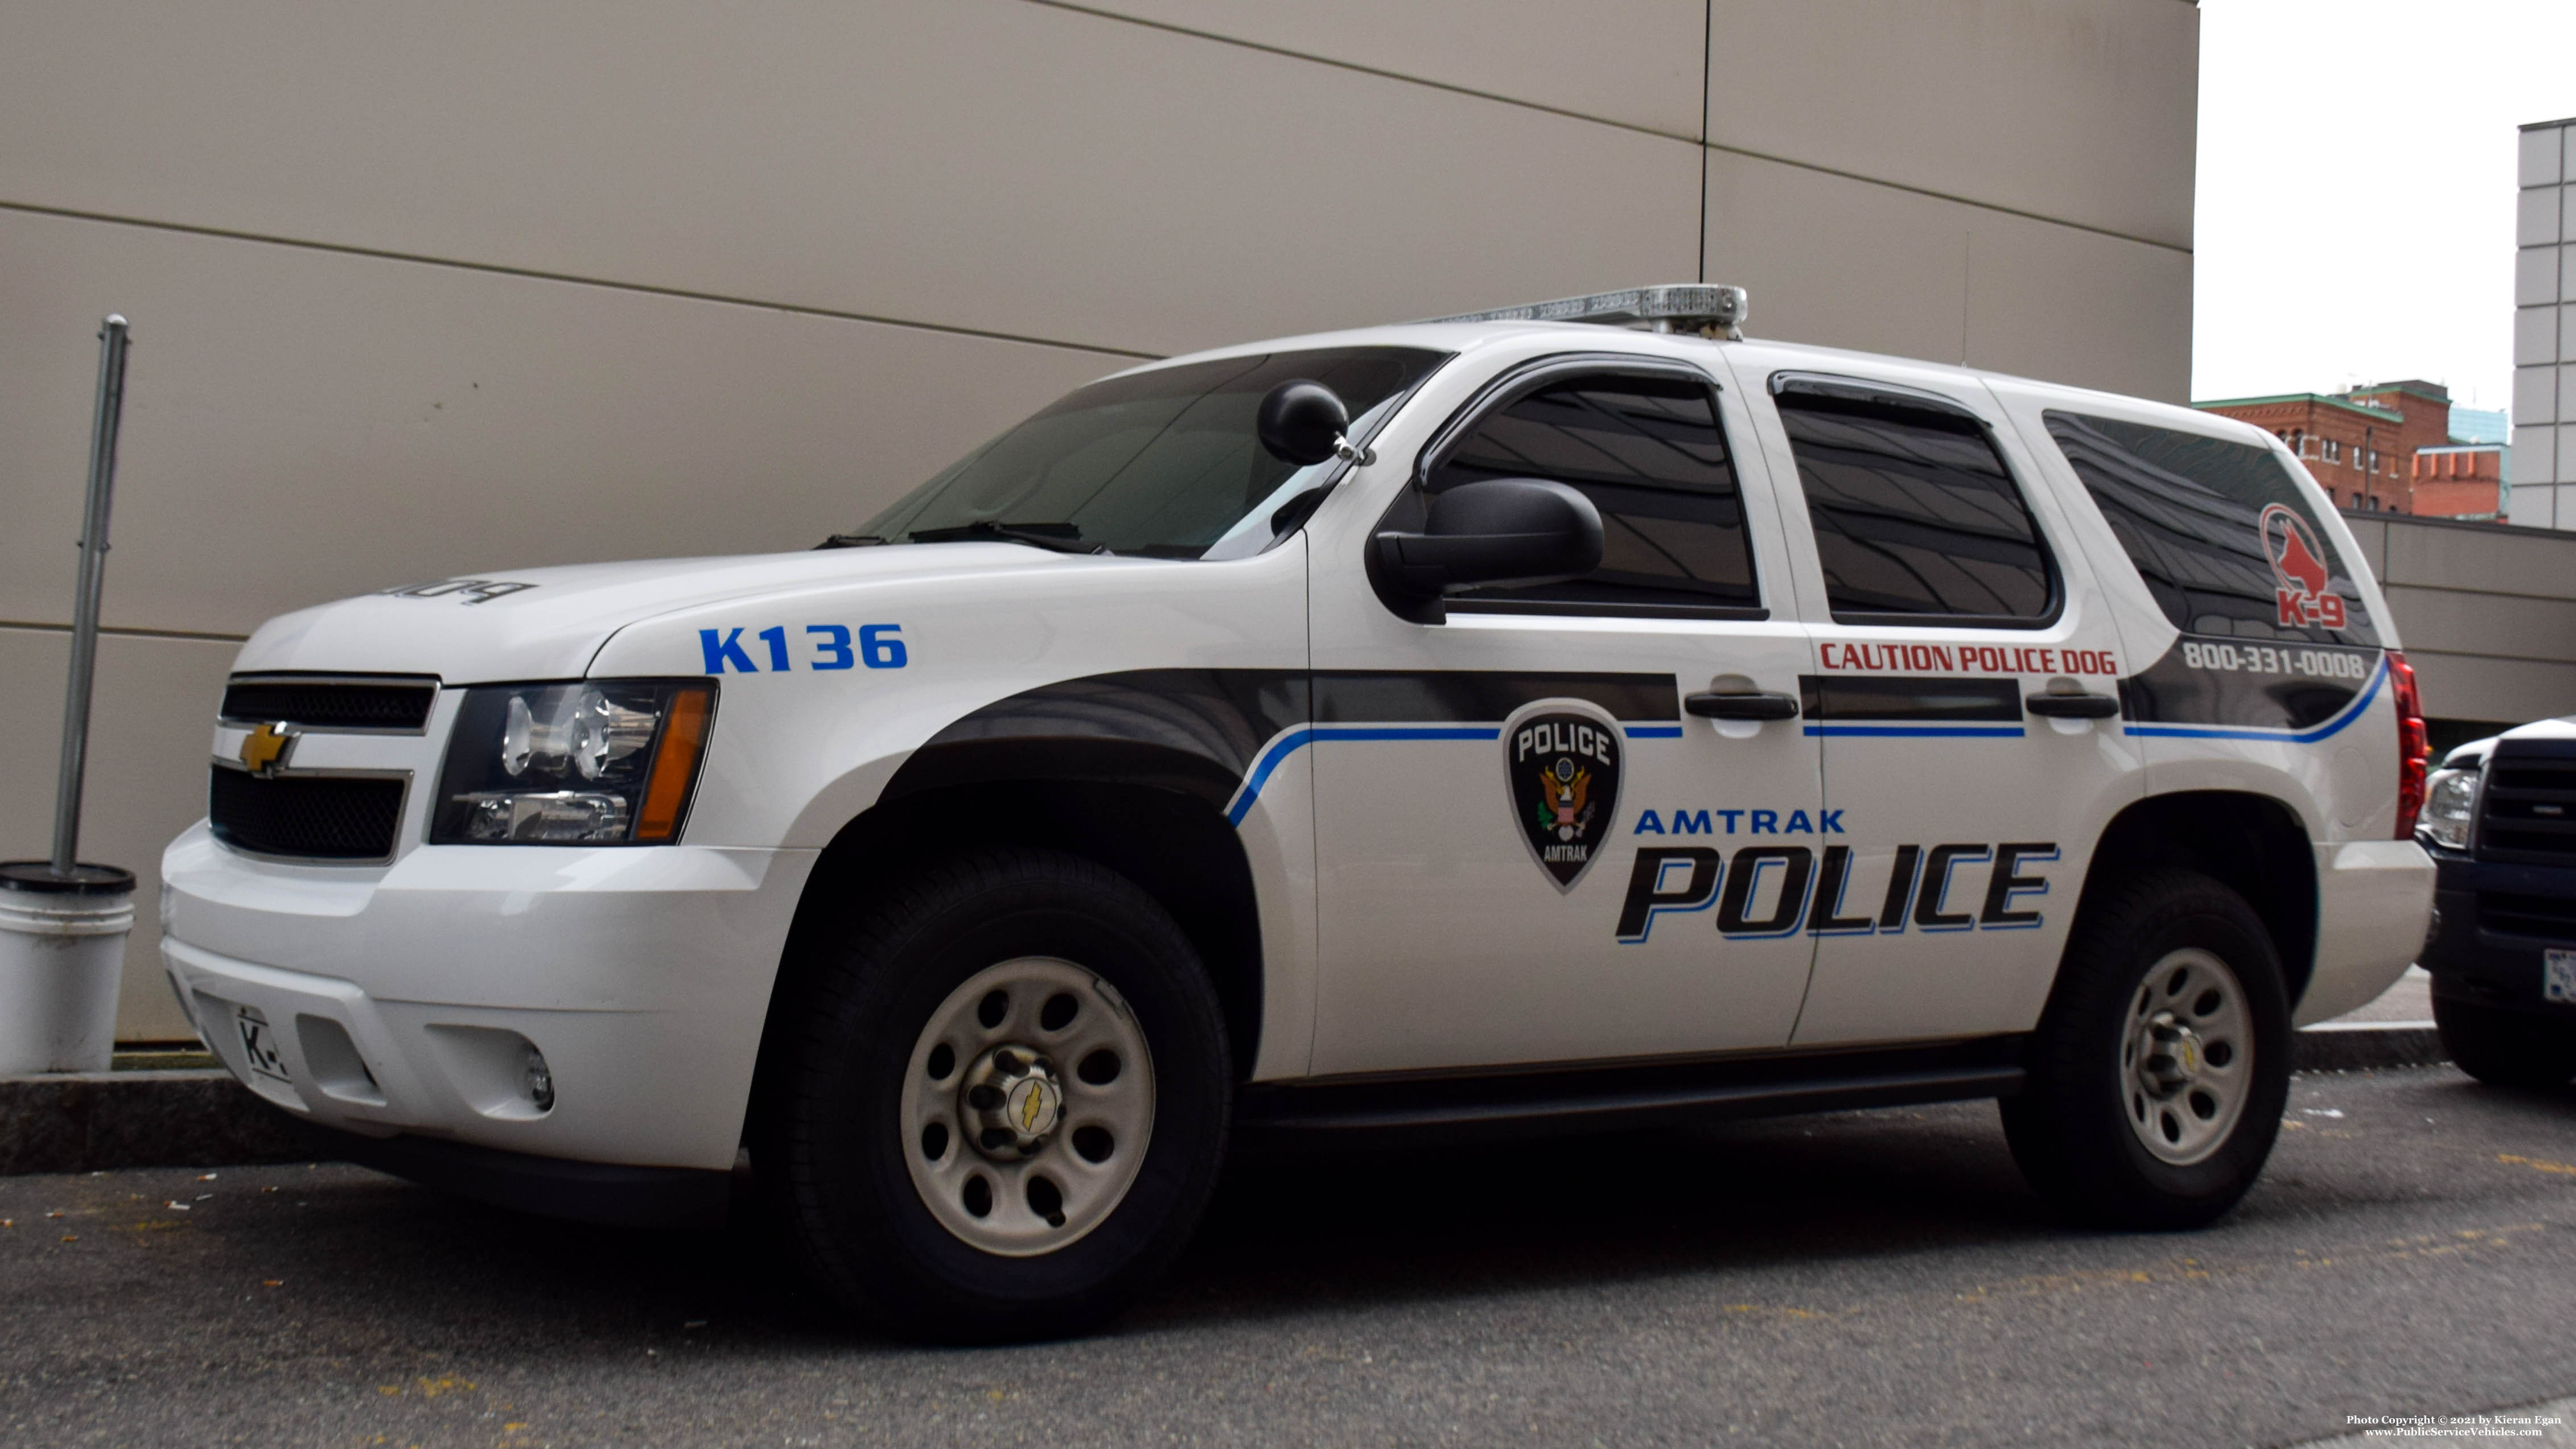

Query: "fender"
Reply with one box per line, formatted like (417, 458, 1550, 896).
(880, 669, 1308, 809)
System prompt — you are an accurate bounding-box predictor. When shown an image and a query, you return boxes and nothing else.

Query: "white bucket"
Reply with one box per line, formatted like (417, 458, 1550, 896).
(0, 864, 136, 1075)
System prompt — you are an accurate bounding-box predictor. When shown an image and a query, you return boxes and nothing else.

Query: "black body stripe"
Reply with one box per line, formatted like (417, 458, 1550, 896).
(1315, 670, 1677, 723)
(1798, 675, 2022, 723)
(884, 668, 1680, 809)
(2117, 637, 2378, 728)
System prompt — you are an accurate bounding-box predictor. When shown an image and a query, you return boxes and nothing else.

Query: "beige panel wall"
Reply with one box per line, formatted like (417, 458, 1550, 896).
(1705, 0, 2198, 249)
(2344, 514, 2576, 727)
(0, 0, 1698, 357)
(1071, 0, 1708, 138)
(2408, 653, 2576, 732)
(0, 629, 237, 1040)
(0, 208, 1129, 637)
(0, 1, 2198, 1037)
(1702, 150, 2192, 402)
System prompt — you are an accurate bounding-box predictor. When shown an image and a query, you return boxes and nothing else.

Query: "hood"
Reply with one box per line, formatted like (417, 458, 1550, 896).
(231, 544, 1075, 683)
(2445, 714, 2576, 769)
(2499, 715, 2576, 746)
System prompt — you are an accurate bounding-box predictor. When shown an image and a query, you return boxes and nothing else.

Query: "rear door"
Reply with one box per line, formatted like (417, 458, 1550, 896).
(1303, 355, 1822, 1075)
(1722, 352, 2146, 1047)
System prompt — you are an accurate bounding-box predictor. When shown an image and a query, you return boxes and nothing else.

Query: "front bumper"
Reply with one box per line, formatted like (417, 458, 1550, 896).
(160, 823, 817, 1171)
(2422, 853, 2576, 1020)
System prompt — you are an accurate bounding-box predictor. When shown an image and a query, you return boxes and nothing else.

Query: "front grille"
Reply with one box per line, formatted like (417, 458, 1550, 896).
(208, 767, 405, 861)
(2477, 890, 2576, 942)
(2477, 747, 2576, 867)
(220, 677, 435, 731)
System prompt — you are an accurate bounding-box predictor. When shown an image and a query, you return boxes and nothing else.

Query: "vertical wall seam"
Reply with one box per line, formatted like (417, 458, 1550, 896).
(1698, 0, 1713, 283)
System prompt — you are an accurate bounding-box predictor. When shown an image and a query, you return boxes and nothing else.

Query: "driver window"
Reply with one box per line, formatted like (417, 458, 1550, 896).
(1425, 372, 1762, 615)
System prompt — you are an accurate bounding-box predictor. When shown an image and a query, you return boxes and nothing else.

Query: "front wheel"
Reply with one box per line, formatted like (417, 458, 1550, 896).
(2002, 869, 2292, 1230)
(755, 848, 1232, 1341)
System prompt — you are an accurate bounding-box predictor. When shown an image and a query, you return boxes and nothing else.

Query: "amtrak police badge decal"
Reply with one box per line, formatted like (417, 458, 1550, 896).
(1504, 701, 1623, 892)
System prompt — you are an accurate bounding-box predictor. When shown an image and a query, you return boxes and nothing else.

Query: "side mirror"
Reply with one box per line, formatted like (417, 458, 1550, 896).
(1257, 380, 1351, 467)
(1373, 478, 1604, 604)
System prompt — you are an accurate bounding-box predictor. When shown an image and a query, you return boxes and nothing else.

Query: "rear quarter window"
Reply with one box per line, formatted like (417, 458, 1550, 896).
(1776, 391, 2055, 625)
(2042, 411, 2380, 648)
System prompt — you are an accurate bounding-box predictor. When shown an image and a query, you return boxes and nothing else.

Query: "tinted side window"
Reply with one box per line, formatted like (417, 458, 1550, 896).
(2042, 411, 2380, 647)
(1777, 394, 2055, 623)
(1425, 373, 1759, 612)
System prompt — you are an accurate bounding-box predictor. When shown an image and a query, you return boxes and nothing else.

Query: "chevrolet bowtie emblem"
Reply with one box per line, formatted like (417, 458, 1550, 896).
(238, 721, 297, 777)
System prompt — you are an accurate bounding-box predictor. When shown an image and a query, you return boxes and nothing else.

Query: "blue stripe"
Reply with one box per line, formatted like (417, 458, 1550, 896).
(1223, 719, 1672, 826)
(1310, 726, 1501, 743)
(2122, 654, 2386, 744)
(1224, 724, 1502, 826)
(1801, 724, 2026, 738)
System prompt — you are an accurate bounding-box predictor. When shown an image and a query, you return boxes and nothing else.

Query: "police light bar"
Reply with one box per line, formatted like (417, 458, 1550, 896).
(1423, 283, 1748, 340)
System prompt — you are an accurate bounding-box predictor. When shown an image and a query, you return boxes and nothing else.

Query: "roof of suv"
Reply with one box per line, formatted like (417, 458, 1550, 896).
(1113, 293, 2258, 452)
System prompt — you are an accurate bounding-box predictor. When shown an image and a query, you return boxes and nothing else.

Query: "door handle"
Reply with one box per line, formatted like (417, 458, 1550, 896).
(2024, 691, 2121, 719)
(1684, 690, 1800, 721)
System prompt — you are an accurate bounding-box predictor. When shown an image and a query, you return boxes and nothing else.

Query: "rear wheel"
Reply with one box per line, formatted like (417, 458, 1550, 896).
(2002, 869, 2291, 1230)
(2434, 993, 2576, 1089)
(756, 848, 1231, 1341)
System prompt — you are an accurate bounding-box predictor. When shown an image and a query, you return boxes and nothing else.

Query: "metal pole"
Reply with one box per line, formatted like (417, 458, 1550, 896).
(50, 315, 131, 876)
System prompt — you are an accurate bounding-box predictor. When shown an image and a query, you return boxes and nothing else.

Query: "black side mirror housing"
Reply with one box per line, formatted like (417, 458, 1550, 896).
(1371, 478, 1604, 621)
(1257, 380, 1350, 467)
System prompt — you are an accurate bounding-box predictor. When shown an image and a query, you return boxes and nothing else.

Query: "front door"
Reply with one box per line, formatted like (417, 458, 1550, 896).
(1306, 359, 1823, 1076)
(1724, 354, 2145, 1047)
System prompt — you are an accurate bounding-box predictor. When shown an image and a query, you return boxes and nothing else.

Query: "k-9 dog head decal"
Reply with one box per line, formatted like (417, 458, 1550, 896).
(2260, 504, 2347, 630)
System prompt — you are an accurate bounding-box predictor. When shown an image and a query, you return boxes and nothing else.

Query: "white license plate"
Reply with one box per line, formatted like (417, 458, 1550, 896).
(234, 1005, 290, 1082)
(2547, 949, 2576, 1006)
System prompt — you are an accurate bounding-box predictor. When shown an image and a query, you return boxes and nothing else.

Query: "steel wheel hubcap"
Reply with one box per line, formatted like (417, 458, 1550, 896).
(899, 957, 1154, 1256)
(960, 1045, 1065, 1158)
(2120, 947, 2251, 1166)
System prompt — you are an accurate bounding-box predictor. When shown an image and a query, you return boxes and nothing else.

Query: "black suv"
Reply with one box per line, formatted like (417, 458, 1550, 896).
(2419, 717, 2576, 1086)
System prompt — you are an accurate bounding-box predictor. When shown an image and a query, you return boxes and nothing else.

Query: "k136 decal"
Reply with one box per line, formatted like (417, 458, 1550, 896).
(699, 624, 907, 673)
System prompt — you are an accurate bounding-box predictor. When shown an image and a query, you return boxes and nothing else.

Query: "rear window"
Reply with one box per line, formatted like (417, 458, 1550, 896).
(2042, 412, 2380, 648)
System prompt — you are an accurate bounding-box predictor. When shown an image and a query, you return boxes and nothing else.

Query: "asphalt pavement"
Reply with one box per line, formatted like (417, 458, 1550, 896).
(4, 1064, 2574, 1448)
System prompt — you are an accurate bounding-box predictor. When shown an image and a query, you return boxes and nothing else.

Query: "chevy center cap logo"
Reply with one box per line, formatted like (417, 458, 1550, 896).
(237, 721, 297, 778)
(1505, 703, 1623, 892)
(2260, 503, 2347, 629)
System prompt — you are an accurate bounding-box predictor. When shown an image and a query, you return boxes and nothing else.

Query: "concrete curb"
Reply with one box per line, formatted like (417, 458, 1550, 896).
(2293, 1020, 2447, 1073)
(1, 1022, 2456, 1174)
(0, 1069, 322, 1175)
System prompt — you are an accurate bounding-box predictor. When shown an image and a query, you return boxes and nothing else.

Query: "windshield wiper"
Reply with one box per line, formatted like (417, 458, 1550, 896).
(814, 533, 890, 550)
(904, 520, 1110, 555)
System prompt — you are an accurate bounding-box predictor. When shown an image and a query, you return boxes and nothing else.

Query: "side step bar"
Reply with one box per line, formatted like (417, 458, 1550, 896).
(1235, 1037, 2027, 1148)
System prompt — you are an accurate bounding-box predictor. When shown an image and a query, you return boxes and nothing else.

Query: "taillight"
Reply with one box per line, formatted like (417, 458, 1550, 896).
(2388, 649, 2427, 838)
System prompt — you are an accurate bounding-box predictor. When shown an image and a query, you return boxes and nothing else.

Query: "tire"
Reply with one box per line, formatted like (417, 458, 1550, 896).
(2435, 994, 2576, 1089)
(754, 847, 1232, 1341)
(2001, 868, 2292, 1230)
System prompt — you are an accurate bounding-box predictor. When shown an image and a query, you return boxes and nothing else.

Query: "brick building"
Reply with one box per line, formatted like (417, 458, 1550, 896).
(2196, 390, 2415, 511)
(2194, 378, 2484, 515)
(2412, 443, 2506, 520)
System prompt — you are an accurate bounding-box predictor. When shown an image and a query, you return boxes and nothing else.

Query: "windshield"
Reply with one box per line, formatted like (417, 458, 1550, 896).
(857, 346, 1447, 558)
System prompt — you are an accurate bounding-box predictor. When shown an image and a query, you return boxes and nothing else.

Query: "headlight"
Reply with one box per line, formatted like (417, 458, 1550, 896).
(2417, 767, 2480, 852)
(431, 681, 715, 845)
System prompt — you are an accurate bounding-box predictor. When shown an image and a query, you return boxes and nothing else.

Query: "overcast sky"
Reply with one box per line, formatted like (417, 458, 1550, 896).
(2192, 0, 2576, 411)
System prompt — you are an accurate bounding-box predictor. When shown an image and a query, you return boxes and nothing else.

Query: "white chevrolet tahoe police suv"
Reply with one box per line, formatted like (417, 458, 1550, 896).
(164, 285, 2435, 1340)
